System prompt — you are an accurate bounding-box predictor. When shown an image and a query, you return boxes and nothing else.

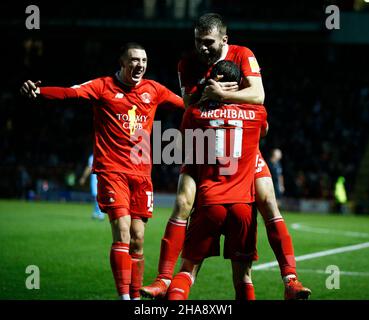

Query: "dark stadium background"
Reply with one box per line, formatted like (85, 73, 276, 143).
(1, 0, 368, 214)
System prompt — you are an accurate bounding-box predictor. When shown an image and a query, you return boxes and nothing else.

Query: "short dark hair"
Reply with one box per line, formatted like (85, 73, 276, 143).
(210, 60, 241, 84)
(119, 42, 146, 59)
(194, 13, 227, 35)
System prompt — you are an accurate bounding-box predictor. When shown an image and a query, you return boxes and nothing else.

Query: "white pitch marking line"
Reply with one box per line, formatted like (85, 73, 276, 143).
(290, 223, 369, 238)
(258, 268, 369, 277)
(253, 241, 369, 270)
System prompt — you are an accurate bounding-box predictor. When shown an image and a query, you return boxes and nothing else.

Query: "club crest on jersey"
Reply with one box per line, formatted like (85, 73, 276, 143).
(141, 92, 151, 103)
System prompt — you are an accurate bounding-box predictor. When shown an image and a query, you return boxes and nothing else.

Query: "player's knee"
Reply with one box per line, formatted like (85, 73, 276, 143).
(115, 231, 130, 244)
(173, 193, 192, 219)
(135, 228, 145, 240)
(257, 191, 280, 219)
(130, 228, 145, 251)
(130, 238, 144, 254)
(111, 220, 130, 243)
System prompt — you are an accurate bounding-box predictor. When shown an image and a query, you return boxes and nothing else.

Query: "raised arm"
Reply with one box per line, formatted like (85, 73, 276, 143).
(20, 78, 103, 100)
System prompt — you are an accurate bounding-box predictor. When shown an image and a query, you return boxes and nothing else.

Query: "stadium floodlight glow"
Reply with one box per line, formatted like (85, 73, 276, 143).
(365, 0, 369, 3)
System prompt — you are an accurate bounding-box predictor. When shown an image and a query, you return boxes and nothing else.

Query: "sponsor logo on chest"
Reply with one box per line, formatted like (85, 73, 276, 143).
(116, 105, 149, 135)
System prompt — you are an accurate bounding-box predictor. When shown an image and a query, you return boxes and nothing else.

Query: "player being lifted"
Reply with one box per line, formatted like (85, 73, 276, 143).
(141, 13, 311, 300)
(20, 43, 184, 300)
(167, 60, 266, 300)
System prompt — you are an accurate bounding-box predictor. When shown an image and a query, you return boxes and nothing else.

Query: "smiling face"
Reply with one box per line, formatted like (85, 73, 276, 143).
(194, 27, 228, 66)
(120, 48, 147, 86)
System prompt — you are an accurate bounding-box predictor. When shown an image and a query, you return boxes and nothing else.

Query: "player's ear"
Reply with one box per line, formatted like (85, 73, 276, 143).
(222, 35, 228, 45)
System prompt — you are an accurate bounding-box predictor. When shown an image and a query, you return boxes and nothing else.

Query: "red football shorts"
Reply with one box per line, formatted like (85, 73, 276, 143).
(96, 172, 153, 222)
(180, 164, 196, 180)
(254, 152, 271, 179)
(180, 153, 271, 182)
(182, 203, 258, 262)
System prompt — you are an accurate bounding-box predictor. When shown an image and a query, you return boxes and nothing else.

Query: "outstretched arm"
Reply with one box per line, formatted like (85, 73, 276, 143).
(20, 78, 102, 100)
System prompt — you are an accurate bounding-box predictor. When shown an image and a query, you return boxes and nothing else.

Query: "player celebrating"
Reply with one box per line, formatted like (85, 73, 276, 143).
(141, 13, 311, 300)
(167, 60, 266, 300)
(20, 43, 184, 300)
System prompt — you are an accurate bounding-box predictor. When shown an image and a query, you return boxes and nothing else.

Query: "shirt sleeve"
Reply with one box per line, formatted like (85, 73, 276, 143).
(39, 78, 104, 100)
(39, 87, 78, 99)
(88, 155, 93, 168)
(157, 83, 185, 110)
(70, 78, 104, 100)
(239, 47, 262, 78)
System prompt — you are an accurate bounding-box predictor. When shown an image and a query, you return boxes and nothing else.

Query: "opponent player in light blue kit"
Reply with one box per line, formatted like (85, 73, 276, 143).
(79, 154, 104, 220)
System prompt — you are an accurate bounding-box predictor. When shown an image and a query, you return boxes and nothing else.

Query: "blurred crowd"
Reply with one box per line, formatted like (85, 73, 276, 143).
(259, 44, 369, 199)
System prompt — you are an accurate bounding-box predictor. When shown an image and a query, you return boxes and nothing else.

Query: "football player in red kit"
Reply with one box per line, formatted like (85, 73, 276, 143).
(141, 13, 311, 300)
(20, 43, 184, 300)
(167, 60, 265, 300)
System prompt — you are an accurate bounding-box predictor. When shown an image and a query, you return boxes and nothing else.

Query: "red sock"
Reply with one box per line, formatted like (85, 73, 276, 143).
(235, 282, 255, 300)
(167, 272, 193, 300)
(266, 218, 297, 277)
(158, 218, 187, 280)
(110, 242, 131, 296)
(130, 253, 144, 299)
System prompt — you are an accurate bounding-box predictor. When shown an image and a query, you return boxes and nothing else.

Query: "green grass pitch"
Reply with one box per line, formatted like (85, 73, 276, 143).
(1, 199, 369, 300)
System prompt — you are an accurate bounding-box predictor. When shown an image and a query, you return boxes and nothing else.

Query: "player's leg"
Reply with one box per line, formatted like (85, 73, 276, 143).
(226, 203, 258, 300)
(159, 172, 196, 276)
(140, 172, 196, 298)
(167, 259, 199, 300)
(167, 204, 226, 300)
(255, 176, 311, 299)
(231, 260, 255, 300)
(110, 212, 132, 300)
(129, 217, 147, 300)
(97, 172, 133, 299)
(91, 174, 104, 220)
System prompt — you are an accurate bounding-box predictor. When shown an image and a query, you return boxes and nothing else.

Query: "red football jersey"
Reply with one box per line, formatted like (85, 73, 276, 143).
(178, 44, 261, 96)
(181, 103, 267, 206)
(40, 74, 184, 176)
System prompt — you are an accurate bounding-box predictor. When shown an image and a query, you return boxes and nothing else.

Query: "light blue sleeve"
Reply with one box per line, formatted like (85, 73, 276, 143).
(88, 154, 93, 168)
